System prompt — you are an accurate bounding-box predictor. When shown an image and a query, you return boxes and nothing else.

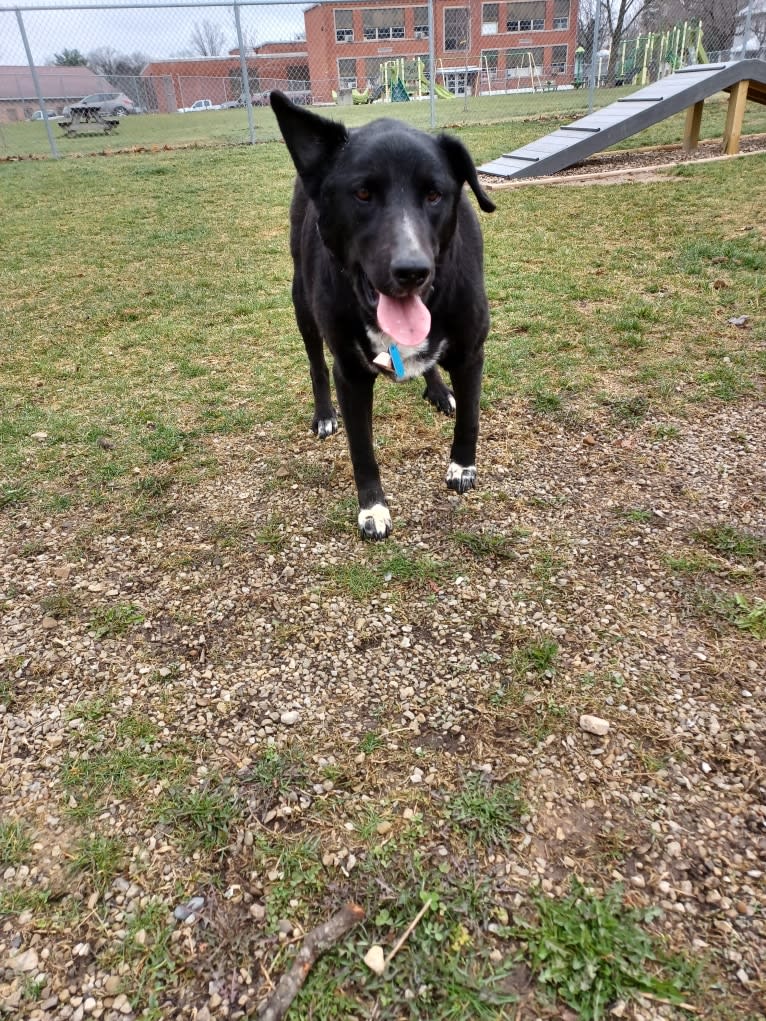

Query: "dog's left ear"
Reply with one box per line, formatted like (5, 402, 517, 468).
(271, 90, 348, 201)
(438, 134, 496, 213)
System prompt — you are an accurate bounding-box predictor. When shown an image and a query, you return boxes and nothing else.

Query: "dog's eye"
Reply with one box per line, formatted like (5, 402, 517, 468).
(355, 187, 372, 203)
(425, 189, 442, 205)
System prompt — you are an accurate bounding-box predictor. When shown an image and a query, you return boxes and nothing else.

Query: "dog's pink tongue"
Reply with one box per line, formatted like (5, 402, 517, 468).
(377, 294, 431, 347)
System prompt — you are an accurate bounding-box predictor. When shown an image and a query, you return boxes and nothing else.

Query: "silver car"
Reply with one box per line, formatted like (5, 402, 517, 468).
(63, 92, 136, 117)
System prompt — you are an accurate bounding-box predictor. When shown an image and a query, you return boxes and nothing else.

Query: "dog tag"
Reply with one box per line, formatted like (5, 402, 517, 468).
(389, 344, 405, 381)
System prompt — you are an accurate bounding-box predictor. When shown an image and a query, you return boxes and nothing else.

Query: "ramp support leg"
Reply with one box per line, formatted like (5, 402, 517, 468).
(723, 80, 749, 155)
(683, 101, 704, 153)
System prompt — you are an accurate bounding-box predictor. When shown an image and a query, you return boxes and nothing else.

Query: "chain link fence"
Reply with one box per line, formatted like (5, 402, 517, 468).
(1, 1, 763, 159)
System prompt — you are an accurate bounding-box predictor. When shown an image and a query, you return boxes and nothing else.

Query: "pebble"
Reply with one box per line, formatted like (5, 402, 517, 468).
(280, 710, 300, 726)
(173, 896, 205, 921)
(579, 714, 610, 736)
(8, 947, 39, 972)
(363, 945, 386, 975)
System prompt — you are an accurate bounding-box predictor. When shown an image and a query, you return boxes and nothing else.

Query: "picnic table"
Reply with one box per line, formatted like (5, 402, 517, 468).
(60, 104, 120, 137)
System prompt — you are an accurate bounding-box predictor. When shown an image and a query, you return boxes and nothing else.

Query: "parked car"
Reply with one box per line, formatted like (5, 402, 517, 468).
(178, 99, 220, 113)
(252, 89, 312, 107)
(29, 109, 62, 121)
(62, 92, 136, 117)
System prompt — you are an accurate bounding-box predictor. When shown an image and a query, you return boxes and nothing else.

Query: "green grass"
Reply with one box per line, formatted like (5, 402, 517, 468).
(90, 603, 146, 639)
(513, 880, 697, 1020)
(447, 773, 525, 851)
(69, 833, 126, 890)
(1, 133, 764, 519)
(61, 742, 191, 816)
(451, 527, 527, 559)
(322, 545, 450, 598)
(697, 590, 766, 638)
(693, 524, 766, 563)
(153, 780, 240, 854)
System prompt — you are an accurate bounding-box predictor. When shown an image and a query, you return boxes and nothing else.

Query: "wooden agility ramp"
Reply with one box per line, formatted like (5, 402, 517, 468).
(479, 59, 766, 180)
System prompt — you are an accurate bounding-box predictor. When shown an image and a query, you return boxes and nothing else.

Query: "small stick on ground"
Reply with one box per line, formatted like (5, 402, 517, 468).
(260, 902, 364, 1021)
(385, 897, 432, 967)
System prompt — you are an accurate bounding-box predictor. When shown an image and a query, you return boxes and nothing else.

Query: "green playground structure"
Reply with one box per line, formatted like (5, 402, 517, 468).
(379, 58, 454, 102)
(613, 19, 707, 86)
(420, 70, 454, 100)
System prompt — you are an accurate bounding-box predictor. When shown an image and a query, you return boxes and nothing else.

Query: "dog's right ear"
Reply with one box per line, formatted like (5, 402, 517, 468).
(270, 91, 348, 200)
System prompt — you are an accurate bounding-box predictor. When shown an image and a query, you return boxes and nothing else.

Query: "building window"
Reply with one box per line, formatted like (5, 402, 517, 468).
(506, 46, 544, 77)
(338, 56, 357, 88)
(334, 10, 354, 43)
(414, 6, 429, 39)
(553, 0, 569, 30)
(551, 45, 567, 74)
(506, 2, 545, 32)
(444, 7, 469, 51)
(362, 8, 405, 41)
(482, 3, 498, 35)
(481, 48, 499, 79)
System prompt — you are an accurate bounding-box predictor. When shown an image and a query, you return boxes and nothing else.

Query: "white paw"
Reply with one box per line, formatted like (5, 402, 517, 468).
(358, 503, 392, 541)
(446, 462, 476, 494)
(315, 417, 338, 439)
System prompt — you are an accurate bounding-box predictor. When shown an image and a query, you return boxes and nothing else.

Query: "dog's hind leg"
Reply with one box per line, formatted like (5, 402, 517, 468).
(422, 366, 456, 417)
(293, 281, 338, 438)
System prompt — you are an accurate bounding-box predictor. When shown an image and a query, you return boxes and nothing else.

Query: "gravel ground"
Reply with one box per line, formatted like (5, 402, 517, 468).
(2, 391, 765, 1018)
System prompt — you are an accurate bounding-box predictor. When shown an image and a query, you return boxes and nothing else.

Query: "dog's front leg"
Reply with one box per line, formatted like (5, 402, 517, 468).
(446, 352, 483, 494)
(332, 365, 392, 540)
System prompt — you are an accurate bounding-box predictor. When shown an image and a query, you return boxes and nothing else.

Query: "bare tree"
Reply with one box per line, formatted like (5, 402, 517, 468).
(88, 46, 148, 80)
(601, 1, 657, 81)
(88, 47, 150, 107)
(637, 0, 740, 53)
(190, 19, 227, 57)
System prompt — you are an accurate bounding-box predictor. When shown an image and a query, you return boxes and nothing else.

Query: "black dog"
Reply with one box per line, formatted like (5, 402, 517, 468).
(271, 91, 495, 540)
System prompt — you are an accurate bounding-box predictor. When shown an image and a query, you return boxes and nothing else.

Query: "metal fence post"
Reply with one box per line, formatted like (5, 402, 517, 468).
(588, 0, 603, 116)
(427, 0, 436, 129)
(15, 7, 60, 159)
(233, 3, 256, 144)
(741, 0, 754, 59)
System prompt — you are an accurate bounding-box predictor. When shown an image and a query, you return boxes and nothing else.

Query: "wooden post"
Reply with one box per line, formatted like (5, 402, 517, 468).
(683, 100, 704, 153)
(723, 80, 749, 155)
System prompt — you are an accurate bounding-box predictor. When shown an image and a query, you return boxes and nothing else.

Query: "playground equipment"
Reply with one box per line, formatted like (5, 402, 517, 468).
(516, 51, 544, 92)
(613, 20, 707, 86)
(420, 65, 453, 100)
(479, 59, 766, 180)
(377, 58, 454, 102)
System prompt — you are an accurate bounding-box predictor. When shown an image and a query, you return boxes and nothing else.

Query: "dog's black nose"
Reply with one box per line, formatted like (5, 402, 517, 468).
(391, 259, 430, 290)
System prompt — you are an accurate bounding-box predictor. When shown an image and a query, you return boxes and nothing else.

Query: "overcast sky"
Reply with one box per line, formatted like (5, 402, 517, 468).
(1, 3, 309, 67)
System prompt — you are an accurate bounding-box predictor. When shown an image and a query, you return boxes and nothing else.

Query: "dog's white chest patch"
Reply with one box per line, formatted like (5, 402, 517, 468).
(366, 327, 445, 381)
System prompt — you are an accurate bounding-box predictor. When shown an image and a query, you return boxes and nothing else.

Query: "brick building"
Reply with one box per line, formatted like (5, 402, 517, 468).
(140, 44, 309, 112)
(303, 0, 579, 103)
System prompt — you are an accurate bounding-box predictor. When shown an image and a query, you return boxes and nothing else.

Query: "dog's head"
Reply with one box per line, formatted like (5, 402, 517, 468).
(271, 90, 495, 346)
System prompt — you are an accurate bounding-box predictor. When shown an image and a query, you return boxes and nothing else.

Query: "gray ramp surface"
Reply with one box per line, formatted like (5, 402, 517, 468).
(479, 59, 766, 180)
